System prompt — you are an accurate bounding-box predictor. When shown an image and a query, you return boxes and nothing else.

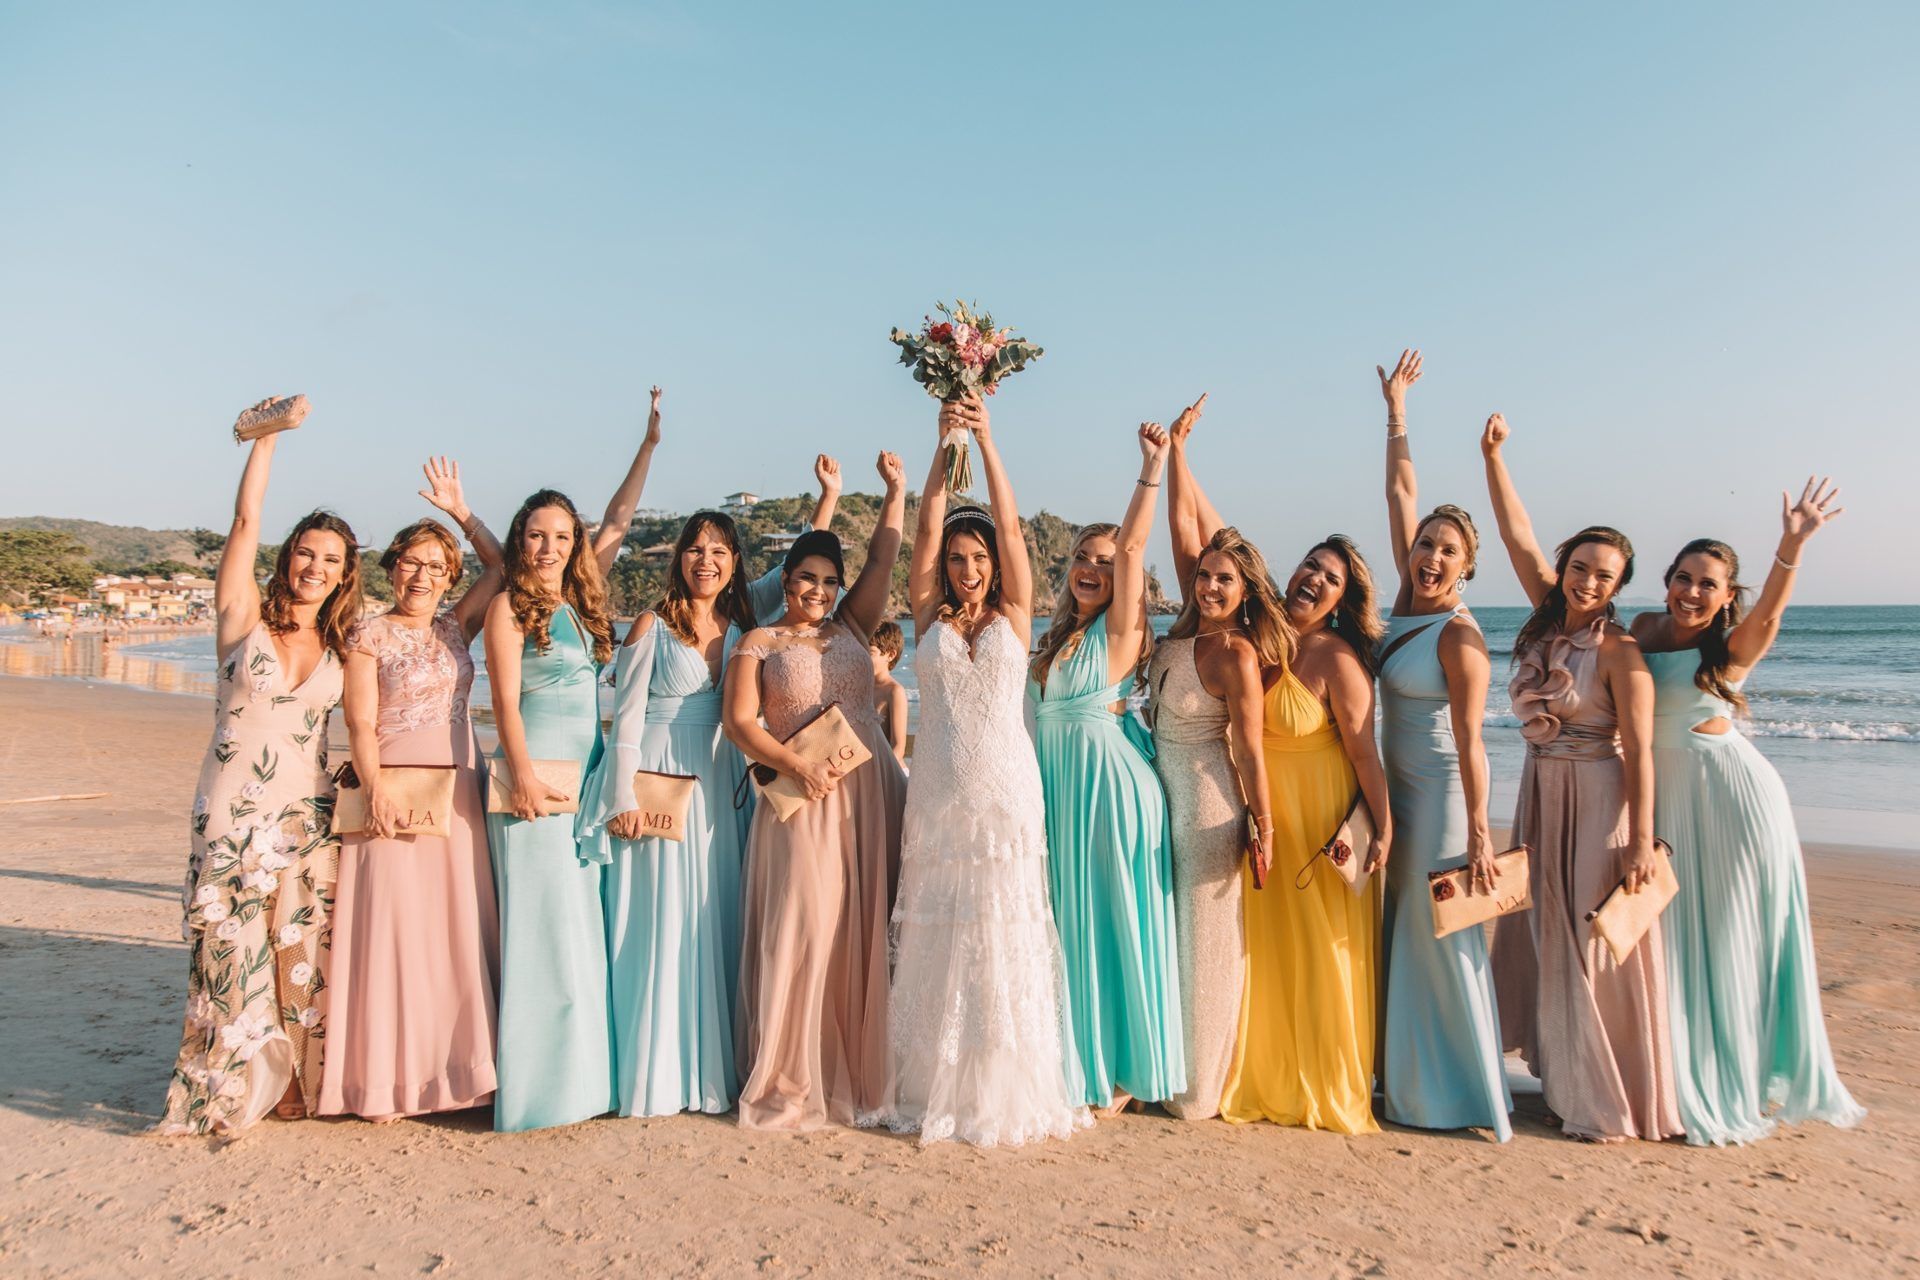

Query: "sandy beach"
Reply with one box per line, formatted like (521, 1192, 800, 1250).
(1, 673, 1914, 1277)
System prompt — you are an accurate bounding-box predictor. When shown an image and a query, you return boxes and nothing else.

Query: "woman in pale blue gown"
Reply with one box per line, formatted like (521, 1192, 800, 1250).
(1028, 424, 1184, 1111)
(1631, 480, 1865, 1146)
(578, 462, 842, 1116)
(482, 391, 663, 1132)
(1375, 351, 1513, 1139)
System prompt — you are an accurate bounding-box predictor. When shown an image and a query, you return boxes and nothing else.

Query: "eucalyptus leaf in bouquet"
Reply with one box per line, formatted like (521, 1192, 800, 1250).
(889, 300, 1042, 493)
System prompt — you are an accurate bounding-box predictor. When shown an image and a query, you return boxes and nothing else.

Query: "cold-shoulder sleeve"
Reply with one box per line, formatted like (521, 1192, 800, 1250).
(747, 566, 785, 626)
(576, 613, 661, 863)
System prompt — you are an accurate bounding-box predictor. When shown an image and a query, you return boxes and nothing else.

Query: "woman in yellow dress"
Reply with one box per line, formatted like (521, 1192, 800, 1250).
(1168, 401, 1392, 1133)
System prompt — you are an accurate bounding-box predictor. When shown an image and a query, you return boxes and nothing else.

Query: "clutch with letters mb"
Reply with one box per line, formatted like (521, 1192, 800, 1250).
(623, 770, 697, 843)
(737, 703, 872, 823)
(1428, 845, 1532, 939)
(331, 762, 456, 837)
(1586, 839, 1680, 964)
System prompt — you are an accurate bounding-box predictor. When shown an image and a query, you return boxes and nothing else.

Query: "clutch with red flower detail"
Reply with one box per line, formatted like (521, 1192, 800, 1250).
(1428, 846, 1531, 938)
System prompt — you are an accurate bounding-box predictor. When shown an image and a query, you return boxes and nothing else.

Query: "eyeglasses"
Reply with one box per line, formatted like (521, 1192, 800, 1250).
(395, 558, 451, 579)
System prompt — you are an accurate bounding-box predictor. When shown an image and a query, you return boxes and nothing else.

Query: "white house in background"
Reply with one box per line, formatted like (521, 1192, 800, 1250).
(761, 526, 805, 555)
(721, 491, 759, 516)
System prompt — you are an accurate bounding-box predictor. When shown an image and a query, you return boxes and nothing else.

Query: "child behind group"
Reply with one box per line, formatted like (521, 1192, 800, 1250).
(869, 620, 909, 764)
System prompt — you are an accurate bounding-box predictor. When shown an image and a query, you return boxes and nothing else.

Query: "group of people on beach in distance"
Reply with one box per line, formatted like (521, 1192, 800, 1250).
(159, 354, 1864, 1152)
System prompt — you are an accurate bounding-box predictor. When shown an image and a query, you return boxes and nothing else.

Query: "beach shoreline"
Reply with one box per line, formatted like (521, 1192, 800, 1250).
(1, 674, 1915, 1276)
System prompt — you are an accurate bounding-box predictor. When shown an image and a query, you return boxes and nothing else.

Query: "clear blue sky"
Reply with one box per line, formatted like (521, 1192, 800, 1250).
(3, 2, 1914, 604)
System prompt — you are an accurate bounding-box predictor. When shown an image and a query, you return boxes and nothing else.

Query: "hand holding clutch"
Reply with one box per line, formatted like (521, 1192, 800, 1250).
(1587, 839, 1680, 964)
(233, 394, 310, 442)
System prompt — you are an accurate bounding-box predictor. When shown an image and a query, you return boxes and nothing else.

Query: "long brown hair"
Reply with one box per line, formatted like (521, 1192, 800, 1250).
(262, 509, 362, 657)
(1513, 525, 1636, 657)
(1166, 526, 1295, 670)
(1307, 534, 1386, 673)
(503, 489, 615, 664)
(1664, 537, 1751, 715)
(653, 512, 755, 646)
(1030, 522, 1153, 687)
(936, 506, 1003, 620)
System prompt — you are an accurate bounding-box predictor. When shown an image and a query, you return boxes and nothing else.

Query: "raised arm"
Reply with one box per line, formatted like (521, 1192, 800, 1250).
(839, 452, 907, 639)
(1726, 477, 1843, 674)
(1324, 649, 1394, 875)
(1107, 423, 1169, 680)
(809, 454, 843, 531)
(417, 456, 506, 642)
(592, 384, 664, 574)
(1437, 617, 1497, 891)
(967, 396, 1034, 638)
(214, 424, 278, 656)
(908, 408, 954, 632)
(1479, 414, 1556, 607)
(1166, 394, 1208, 590)
(1379, 350, 1423, 589)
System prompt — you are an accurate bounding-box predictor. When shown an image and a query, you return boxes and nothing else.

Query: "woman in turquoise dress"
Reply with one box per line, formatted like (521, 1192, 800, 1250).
(1028, 424, 1185, 1113)
(1375, 350, 1513, 1139)
(1631, 480, 1865, 1145)
(482, 390, 664, 1132)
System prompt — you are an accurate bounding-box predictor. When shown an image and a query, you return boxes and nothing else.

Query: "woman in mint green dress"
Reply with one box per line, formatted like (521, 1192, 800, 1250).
(1028, 424, 1185, 1112)
(483, 392, 663, 1132)
(1631, 479, 1865, 1146)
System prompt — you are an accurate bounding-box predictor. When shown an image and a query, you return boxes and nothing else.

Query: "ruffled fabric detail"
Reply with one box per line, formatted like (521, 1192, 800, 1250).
(1509, 621, 1603, 746)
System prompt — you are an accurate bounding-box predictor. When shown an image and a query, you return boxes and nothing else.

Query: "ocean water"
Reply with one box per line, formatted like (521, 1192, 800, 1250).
(27, 604, 1919, 846)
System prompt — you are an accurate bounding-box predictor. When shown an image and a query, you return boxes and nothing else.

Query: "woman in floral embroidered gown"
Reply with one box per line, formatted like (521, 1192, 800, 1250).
(319, 458, 506, 1122)
(160, 415, 364, 1136)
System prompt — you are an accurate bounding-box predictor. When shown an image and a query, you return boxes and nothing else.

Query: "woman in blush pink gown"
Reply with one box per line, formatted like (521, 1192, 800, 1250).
(319, 459, 507, 1122)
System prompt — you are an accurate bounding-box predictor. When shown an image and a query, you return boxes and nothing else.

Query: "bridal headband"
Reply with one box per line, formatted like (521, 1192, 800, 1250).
(944, 506, 995, 531)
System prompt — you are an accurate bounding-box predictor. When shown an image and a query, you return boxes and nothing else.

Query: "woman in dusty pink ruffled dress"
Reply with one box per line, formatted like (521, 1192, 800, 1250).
(1481, 413, 1681, 1143)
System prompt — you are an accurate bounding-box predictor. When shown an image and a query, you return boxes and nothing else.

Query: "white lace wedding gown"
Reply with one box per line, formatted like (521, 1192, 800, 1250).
(887, 615, 1089, 1146)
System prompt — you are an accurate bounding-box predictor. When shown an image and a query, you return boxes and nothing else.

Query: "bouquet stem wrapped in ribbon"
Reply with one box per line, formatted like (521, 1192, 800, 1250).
(889, 300, 1042, 494)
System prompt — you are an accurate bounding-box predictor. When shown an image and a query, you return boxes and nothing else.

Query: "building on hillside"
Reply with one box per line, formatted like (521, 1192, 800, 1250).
(761, 526, 806, 555)
(721, 491, 759, 516)
(637, 542, 675, 564)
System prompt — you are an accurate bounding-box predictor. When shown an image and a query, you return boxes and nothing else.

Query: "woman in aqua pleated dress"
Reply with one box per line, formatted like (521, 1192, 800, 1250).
(1028, 423, 1185, 1113)
(1375, 351, 1513, 1139)
(1630, 480, 1865, 1146)
(483, 391, 664, 1132)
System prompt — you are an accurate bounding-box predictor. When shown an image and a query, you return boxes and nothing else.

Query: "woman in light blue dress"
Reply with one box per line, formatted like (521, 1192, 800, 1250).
(1631, 479, 1865, 1145)
(1027, 426, 1184, 1112)
(1375, 351, 1513, 1139)
(577, 461, 843, 1116)
(482, 390, 663, 1132)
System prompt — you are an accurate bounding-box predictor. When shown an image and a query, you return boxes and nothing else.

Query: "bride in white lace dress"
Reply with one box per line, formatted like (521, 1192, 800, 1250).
(887, 394, 1089, 1147)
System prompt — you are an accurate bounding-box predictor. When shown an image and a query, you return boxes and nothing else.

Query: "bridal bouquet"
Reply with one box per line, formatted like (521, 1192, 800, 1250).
(889, 300, 1042, 492)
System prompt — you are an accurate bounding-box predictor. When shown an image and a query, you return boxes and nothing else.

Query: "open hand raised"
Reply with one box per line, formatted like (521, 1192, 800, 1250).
(417, 456, 470, 522)
(1782, 476, 1843, 545)
(1376, 349, 1423, 415)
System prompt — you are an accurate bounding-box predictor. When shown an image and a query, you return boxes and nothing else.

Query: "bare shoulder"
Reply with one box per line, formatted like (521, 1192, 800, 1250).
(624, 611, 657, 647)
(1598, 621, 1648, 669)
(484, 591, 522, 632)
(1438, 613, 1489, 657)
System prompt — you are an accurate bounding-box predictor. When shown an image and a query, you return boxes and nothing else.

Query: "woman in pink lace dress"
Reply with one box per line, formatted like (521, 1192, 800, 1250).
(723, 453, 910, 1131)
(1482, 415, 1681, 1142)
(319, 459, 508, 1122)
